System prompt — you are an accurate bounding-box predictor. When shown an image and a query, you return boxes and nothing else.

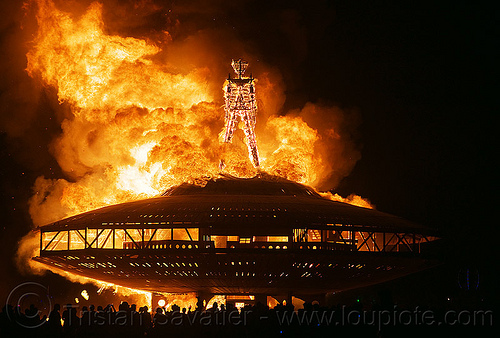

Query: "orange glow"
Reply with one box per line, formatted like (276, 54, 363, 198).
(206, 295, 226, 310)
(319, 191, 374, 209)
(261, 115, 319, 184)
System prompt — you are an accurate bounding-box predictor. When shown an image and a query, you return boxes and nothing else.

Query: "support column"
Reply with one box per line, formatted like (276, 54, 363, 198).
(196, 291, 214, 310)
(254, 294, 267, 307)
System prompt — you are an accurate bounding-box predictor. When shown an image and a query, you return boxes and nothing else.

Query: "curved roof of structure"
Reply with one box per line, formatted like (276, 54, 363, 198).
(40, 174, 437, 235)
(163, 174, 320, 197)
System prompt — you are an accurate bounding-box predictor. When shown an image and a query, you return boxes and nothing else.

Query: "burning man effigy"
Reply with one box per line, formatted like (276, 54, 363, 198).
(220, 59, 260, 169)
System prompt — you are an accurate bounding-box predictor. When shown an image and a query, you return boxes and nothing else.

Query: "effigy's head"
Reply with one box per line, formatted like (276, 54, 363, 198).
(231, 59, 248, 77)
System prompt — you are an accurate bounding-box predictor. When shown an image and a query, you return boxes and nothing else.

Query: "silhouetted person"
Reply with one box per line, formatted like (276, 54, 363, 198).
(48, 303, 62, 335)
(140, 306, 152, 332)
(89, 304, 96, 318)
(18, 304, 42, 328)
(119, 301, 130, 312)
(62, 304, 78, 334)
(153, 307, 166, 327)
(196, 297, 204, 311)
(81, 305, 90, 326)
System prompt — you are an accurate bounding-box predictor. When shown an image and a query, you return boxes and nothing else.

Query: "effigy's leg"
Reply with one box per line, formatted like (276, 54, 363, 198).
(242, 112, 260, 168)
(219, 113, 238, 171)
(222, 113, 237, 143)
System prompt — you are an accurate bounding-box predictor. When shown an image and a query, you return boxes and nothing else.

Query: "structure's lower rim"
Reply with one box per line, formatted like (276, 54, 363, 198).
(33, 250, 440, 295)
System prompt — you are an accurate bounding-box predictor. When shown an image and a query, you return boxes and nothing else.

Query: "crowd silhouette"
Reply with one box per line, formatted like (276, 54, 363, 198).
(0, 297, 492, 338)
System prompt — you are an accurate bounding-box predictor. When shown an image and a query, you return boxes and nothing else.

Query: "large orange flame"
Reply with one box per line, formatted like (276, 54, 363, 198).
(25, 0, 369, 227)
(20, 0, 371, 304)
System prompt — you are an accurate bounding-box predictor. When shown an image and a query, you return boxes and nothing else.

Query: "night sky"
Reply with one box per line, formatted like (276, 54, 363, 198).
(0, 0, 496, 311)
